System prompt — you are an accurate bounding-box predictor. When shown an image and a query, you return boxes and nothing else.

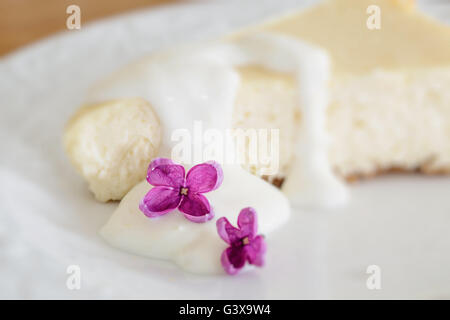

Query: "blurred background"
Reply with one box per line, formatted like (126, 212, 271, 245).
(1, 0, 447, 57)
(0, 0, 185, 56)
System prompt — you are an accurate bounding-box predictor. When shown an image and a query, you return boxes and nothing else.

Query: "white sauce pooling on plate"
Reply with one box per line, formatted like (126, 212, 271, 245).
(100, 166, 290, 274)
(96, 33, 347, 274)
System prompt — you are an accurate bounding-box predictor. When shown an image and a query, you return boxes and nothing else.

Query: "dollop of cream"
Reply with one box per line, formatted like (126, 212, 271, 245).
(100, 165, 290, 274)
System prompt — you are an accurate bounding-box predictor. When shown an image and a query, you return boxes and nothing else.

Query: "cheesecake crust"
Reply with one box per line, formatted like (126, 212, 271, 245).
(263, 163, 450, 189)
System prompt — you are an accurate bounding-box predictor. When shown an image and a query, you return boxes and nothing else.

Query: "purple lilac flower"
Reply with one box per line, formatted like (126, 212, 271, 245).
(139, 158, 223, 223)
(216, 207, 267, 275)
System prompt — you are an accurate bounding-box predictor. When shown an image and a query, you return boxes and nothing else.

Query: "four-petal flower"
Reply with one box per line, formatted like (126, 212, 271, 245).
(216, 207, 267, 275)
(139, 158, 223, 223)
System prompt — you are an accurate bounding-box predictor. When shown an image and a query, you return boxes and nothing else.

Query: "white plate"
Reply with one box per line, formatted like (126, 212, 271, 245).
(0, 0, 449, 299)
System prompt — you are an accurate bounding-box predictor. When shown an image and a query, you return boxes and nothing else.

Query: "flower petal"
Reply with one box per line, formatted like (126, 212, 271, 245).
(221, 247, 246, 275)
(237, 207, 258, 239)
(185, 161, 223, 193)
(139, 187, 182, 217)
(216, 217, 242, 245)
(245, 235, 266, 267)
(178, 193, 214, 223)
(147, 158, 185, 188)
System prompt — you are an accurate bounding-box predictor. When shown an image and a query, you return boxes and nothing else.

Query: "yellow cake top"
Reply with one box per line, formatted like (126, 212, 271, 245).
(236, 0, 450, 74)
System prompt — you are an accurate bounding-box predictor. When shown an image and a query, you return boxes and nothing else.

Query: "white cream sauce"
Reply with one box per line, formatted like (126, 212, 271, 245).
(94, 33, 347, 274)
(100, 166, 290, 274)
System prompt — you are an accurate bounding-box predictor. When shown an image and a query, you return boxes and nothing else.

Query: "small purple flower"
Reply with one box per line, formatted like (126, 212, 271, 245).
(139, 158, 223, 223)
(216, 207, 266, 275)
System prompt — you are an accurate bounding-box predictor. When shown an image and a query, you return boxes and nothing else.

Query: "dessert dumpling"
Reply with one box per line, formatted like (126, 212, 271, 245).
(63, 98, 161, 201)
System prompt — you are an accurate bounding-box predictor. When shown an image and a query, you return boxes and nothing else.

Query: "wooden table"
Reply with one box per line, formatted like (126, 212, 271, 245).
(0, 0, 181, 56)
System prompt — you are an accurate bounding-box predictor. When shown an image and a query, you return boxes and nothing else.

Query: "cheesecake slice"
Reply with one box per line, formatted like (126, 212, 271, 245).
(69, 0, 450, 273)
(232, 0, 450, 180)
